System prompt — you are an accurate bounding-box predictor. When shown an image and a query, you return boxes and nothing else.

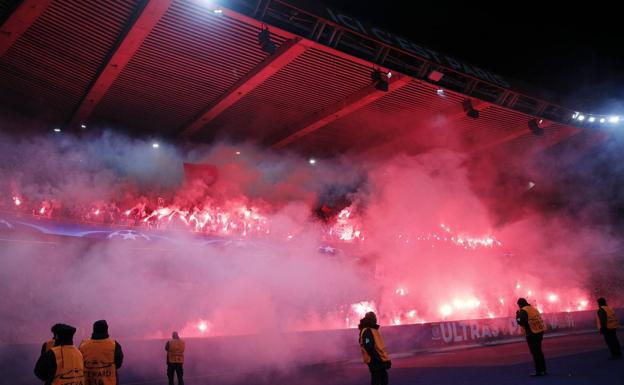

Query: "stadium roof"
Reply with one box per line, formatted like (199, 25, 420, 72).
(0, 0, 600, 158)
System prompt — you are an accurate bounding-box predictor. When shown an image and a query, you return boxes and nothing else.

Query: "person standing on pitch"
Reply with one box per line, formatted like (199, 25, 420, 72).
(165, 331, 185, 385)
(79, 319, 124, 385)
(34, 324, 84, 385)
(596, 297, 622, 359)
(516, 298, 547, 376)
(358, 311, 391, 385)
(41, 324, 63, 355)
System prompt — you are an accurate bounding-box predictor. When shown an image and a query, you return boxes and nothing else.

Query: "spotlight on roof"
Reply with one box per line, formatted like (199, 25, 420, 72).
(462, 100, 479, 119)
(608, 116, 620, 123)
(258, 28, 276, 55)
(309, 158, 316, 165)
(213, 8, 223, 14)
(436, 89, 445, 97)
(528, 119, 544, 136)
(80, 124, 87, 129)
(577, 115, 585, 121)
(600, 118, 606, 123)
(371, 70, 390, 92)
(53, 128, 61, 132)
(428, 70, 444, 82)
(588, 116, 596, 123)
(152, 143, 159, 148)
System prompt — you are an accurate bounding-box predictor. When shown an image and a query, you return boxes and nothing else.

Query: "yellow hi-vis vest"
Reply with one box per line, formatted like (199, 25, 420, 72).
(50, 345, 84, 385)
(167, 339, 185, 364)
(79, 338, 116, 385)
(359, 328, 390, 364)
(45, 339, 55, 352)
(597, 306, 620, 330)
(522, 306, 546, 334)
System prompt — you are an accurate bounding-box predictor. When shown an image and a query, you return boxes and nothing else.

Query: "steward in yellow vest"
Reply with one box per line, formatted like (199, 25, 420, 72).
(358, 312, 391, 385)
(41, 324, 63, 356)
(516, 298, 547, 376)
(596, 297, 622, 359)
(79, 320, 124, 385)
(165, 331, 185, 385)
(34, 324, 85, 385)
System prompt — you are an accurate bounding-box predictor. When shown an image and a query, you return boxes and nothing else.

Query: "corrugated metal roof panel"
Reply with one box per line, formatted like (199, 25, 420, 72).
(0, 0, 139, 120)
(91, 0, 286, 134)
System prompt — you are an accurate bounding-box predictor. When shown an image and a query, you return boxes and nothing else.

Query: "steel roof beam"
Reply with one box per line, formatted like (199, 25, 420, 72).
(272, 75, 412, 149)
(0, 0, 52, 57)
(66, 0, 173, 129)
(181, 37, 309, 138)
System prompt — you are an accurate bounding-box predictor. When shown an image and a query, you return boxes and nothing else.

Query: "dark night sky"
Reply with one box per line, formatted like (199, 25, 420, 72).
(323, 1, 624, 114)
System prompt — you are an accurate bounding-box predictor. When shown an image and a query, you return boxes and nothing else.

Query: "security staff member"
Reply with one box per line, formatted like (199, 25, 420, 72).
(79, 320, 124, 385)
(596, 297, 622, 359)
(34, 324, 84, 385)
(358, 312, 391, 385)
(41, 324, 63, 355)
(516, 298, 547, 376)
(165, 331, 185, 385)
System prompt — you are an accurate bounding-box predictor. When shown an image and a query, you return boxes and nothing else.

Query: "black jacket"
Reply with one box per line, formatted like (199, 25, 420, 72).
(597, 307, 609, 333)
(34, 336, 74, 385)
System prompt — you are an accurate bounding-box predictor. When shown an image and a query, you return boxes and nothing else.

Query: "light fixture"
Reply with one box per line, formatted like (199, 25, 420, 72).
(152, 143, 159, 148)
(588, 116, 595, 123)
(53, 128, 61, 132)
(600, 118, 606, 123)
(309, 158, 316, 165)
(80, 124, 87, 129)
(577, 115, 585, 121)
(608, 116, 620, 123)
(258, 28, 276, 55)
(462, 100, 479, 119)
(371, 70, 390, 92)
(436, 89, 445, 97)
(528, 119, 544, 136)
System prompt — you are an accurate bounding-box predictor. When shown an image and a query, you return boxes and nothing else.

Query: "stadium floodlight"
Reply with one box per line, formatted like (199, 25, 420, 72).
(258, 28, 276, 54)
(371, 70, 390, 92)
(436, 89, 445, 97)
(462, 100, 479, 119)
(588, 116, 595, 123)
(577, 115, 585, 121)
(528, 119, 544, 136)
(608, 116, 620, 123)
(572, 112, 579, 119)
(600, 118, 606, 123)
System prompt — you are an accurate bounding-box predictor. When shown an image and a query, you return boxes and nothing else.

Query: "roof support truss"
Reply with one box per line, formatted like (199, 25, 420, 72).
(180, 37, 310, 138)
(0, 0, 52, 57)
(272, 75, 413, 149)
(66, 0, 173, 129)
